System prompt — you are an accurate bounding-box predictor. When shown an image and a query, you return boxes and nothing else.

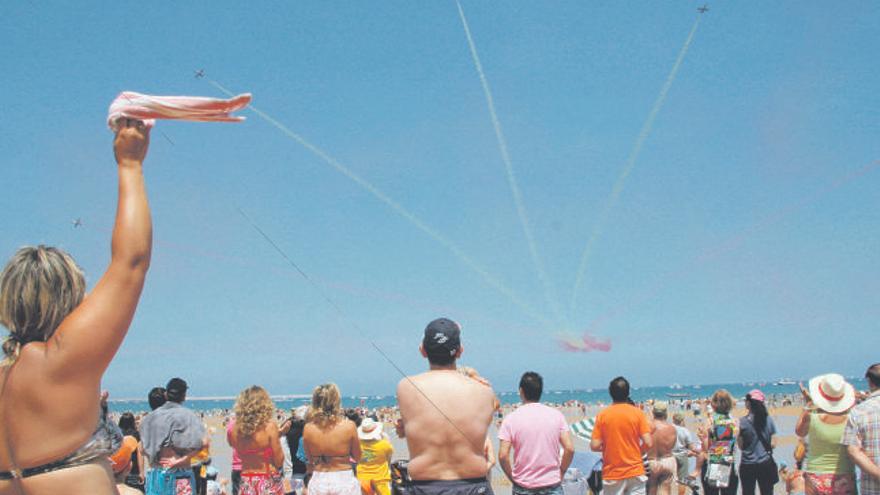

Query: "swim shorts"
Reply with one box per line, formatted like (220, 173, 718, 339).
(408, 478, 493, 495)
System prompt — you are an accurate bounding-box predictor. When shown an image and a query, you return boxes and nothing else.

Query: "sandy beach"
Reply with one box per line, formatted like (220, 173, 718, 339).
(194, 403, 803, 495)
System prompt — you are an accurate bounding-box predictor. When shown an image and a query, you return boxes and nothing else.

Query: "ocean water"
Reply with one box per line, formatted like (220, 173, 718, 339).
(107, 378, 868, 413)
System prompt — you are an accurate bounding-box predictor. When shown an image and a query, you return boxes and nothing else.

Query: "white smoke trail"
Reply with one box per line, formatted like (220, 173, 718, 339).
(569, 16, 702, 315)
(207, 79, 553, 327)
(456, 1, 568, 329)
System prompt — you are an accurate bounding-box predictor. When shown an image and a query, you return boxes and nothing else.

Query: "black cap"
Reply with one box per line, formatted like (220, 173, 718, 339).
(166, 377, 188, 394)
(423, 318, 461, 359)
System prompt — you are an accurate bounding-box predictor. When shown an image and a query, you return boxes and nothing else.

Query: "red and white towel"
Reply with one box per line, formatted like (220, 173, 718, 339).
(107, 91, 252, 132)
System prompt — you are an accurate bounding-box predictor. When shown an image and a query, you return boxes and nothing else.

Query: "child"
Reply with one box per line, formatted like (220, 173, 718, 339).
(779, 462, 805, 495)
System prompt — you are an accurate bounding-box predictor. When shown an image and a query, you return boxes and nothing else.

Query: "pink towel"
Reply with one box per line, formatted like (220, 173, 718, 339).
(107, 91, 252, 132)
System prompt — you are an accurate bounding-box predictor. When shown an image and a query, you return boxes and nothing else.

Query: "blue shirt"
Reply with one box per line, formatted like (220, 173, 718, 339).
(738, 415, 777, 464)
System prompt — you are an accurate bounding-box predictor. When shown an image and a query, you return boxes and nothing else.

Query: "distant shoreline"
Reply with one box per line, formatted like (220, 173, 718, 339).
(108, 393, 313, 402)
(108, 376, 869, 404)
(106, 378, 870, 414)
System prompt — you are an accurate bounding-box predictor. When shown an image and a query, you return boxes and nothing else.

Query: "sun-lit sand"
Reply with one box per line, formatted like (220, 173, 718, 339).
(198, 403, 802, 495)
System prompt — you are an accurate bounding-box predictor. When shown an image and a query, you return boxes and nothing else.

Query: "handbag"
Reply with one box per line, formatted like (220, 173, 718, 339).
(706, 461, 733, 488)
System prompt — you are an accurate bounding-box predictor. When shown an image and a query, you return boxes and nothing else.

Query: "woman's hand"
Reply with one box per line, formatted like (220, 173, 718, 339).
(159, 455, 192, 469)
(114, 119, 150, 166)
(799, 383, 814, 408)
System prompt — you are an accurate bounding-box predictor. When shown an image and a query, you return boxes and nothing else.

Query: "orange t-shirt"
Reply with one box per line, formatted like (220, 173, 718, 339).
(592, 403, 651, 480)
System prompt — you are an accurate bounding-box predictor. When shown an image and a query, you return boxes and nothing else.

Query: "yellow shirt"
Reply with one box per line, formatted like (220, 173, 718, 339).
(191, 445, 211, 468)
(357, 438, 393, 479)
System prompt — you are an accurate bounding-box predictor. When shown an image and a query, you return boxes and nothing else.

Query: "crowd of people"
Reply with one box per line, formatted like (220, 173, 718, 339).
(0, 122, 878, 495)
(102, 356, 879, 495)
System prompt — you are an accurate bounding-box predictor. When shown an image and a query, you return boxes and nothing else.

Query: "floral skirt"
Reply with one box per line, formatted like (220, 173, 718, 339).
(239, 471, 285, 495)
(804, 472, 856, 495)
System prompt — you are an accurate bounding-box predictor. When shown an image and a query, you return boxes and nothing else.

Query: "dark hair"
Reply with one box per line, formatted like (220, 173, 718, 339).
(866, 363, 880, 388)
(425, 350, 456, 366)
(285, 419, 307, 473)
(519, 371, 543, 402)
(746, 394, 769, 431)
(609, 376, 630, 402)
(118, 412, 136, 431)
(118, 412, 139, 439)
(148, 387, 167, 410)
(166, 378, 188, 403)
(344, 408, 362, 427)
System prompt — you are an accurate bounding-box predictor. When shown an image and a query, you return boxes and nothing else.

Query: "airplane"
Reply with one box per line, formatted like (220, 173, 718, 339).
(697, 4, 709, 13)
(194, 69, 205, 79)
(72, 218, 82, 228)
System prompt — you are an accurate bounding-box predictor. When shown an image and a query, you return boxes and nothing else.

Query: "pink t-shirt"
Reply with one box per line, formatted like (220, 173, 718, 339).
(498, 403, 568, 488)
(226, 419, 242, 471)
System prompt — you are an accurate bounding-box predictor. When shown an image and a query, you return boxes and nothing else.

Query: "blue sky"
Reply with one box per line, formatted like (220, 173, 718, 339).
(2, 2, 878, 398)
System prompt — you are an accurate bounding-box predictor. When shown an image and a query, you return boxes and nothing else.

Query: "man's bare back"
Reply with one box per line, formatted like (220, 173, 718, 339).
(649, 419, 677, 459)
(398, 370, 495, 480)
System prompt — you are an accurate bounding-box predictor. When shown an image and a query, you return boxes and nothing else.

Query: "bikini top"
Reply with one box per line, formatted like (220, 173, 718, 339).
(239, 446, 274, 462)
(0, 410, 123, 480)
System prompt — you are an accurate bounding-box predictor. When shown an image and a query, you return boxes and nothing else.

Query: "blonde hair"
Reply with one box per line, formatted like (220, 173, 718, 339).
(308, 383, 341, 428)
(711, 389, 734, 415)
(0, 246, 86, 363)
(234, 385, 276, 437)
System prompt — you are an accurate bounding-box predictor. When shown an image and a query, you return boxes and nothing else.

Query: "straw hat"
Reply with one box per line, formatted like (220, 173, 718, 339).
(358, 417, 383, 441)
(808, 373, 855, 414)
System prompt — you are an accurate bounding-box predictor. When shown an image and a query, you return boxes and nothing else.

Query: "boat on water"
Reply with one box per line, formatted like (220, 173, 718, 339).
(670, 383, 683, 390)
(774, 378, 797, 386)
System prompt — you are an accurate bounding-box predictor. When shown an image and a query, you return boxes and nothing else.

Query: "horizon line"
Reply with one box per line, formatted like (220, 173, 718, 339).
(105, 376, 859, 403)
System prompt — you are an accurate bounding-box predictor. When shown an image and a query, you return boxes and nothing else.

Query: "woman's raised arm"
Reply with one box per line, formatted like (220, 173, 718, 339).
(49, 119, 152, 380)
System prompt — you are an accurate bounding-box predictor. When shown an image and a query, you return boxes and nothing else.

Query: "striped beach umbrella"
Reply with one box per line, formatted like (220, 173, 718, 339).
(569, 417, 595, 442)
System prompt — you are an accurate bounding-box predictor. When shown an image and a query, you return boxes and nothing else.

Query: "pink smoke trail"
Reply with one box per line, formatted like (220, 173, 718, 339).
(557, 332, 612, 353)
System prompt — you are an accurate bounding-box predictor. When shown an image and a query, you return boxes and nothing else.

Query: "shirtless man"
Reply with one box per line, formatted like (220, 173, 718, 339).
(647, 402, 678, 495)
(397, 318, 497, 495)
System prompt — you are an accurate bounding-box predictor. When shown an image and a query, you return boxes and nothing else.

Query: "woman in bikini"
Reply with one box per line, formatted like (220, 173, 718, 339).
(302, 384, 361, 495)
(228, 386, 285, 495)
(0, 119, 152, 495)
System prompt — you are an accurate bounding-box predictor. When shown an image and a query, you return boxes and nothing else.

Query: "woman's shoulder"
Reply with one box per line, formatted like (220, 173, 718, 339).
(304, 418, 336, 435)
